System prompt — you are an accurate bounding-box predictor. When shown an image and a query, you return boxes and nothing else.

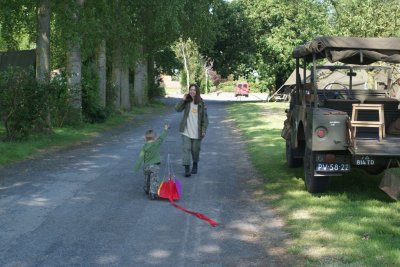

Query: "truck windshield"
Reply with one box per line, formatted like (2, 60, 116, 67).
(315, 65, 392, 91)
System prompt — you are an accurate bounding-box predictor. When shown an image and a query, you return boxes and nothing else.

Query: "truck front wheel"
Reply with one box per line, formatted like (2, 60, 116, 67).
(304, 147, 330, 193)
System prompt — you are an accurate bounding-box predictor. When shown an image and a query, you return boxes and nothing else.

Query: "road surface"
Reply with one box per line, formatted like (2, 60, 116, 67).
(0, 96, 298, 266)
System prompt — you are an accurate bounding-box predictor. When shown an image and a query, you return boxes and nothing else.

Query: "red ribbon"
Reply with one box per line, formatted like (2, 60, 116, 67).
(169, 197, 218, 227)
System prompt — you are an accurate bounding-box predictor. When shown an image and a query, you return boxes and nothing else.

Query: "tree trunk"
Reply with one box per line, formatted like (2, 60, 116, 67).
(205, 63, 208, 94)
(120, 65, 130, 110)
(66, 0, 84, 121)
(133, 45, 148, 106)
(36, 0, 50, 84)
(181, 41, 190, 90)
(36, 0, 51, 128)
(67, 43, 82, 115)
(96, 40, 106, 108)
(112, 46, 122, 109)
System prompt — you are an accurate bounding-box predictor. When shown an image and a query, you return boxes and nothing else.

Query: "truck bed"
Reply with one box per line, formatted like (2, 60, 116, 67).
(349, 134, 400, 156)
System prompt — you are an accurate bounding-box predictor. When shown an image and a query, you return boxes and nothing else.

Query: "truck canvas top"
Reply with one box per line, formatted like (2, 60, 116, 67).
(292, 36, 400, 64)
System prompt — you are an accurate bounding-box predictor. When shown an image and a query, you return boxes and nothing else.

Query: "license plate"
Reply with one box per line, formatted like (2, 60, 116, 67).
(354, 156, 375, 166)
(316, 163, 351, 172)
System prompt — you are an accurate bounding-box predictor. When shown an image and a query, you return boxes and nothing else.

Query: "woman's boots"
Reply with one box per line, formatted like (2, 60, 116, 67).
(184, 165, 191, 177)
(184, 162, 198, 177)
(191, 162, 198, 174)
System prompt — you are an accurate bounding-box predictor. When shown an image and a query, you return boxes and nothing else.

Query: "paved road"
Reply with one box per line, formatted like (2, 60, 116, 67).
(0, 97, 297, 266)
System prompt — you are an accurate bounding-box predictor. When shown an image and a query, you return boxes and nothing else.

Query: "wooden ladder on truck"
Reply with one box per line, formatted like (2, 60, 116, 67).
(350, 104, 385, 145)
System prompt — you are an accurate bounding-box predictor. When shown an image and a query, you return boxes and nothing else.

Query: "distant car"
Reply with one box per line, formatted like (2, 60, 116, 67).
(234, 82, 249, 97)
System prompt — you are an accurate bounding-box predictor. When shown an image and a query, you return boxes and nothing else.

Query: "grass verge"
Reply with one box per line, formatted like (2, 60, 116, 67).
(0, 101, 165, 166)
(228, 102, 400, 266)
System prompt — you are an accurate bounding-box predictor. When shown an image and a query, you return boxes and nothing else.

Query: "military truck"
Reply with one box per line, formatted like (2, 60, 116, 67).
(282, 36, 400, 193)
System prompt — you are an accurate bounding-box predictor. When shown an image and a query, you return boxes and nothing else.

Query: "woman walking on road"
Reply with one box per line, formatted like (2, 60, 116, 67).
(175, 84, 209, 177)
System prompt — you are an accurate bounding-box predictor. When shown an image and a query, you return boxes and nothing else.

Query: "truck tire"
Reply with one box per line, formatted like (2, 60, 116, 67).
(304, 147, 330, 193)
(286, 139, 302, 168)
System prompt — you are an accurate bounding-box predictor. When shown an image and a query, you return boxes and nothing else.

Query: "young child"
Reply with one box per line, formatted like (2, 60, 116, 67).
(134, 124, 170, 200)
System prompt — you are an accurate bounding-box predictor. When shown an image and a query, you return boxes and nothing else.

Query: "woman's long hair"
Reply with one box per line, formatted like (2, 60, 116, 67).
(186, 83, 202, 104)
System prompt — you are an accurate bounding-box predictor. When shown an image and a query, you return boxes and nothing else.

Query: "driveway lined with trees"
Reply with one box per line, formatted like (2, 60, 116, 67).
(0, 99, 298, 266)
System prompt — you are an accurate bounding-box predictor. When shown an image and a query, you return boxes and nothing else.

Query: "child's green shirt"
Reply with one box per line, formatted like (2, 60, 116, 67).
(134, 129, 168, 171)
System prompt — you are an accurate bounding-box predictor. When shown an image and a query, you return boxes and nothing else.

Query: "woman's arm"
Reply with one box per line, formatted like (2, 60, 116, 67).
(201, 103, 209, 137)
(174, 99, 187, 112)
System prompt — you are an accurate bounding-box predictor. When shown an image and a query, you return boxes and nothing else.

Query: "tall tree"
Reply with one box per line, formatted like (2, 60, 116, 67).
(209, 0, 332, 89)
(203, 0, 256, 79)
(81, 0, 111, 109)
(36, 0, 50, 84)
(65, 0, 85, 121)
(95, 39, 106, 108)
(133, 45, 148, 106)
(329, 0, 400, 37)
(107, 0, 137, 110)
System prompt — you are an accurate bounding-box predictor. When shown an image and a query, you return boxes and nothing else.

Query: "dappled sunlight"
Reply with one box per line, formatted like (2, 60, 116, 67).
(73, 160, 103, 171)
(89, 154, 122, 160)
(18, 196, 49, 207)
(286, 190, 311, 198)
(198, 244, 221, 253)
(224, 217, 284, 243)
(0, 181, 29, 191)
(268, 246, 289, 257)
(302, 229, 335, 241)
(70, 195, 93, 204)
(303, 245, 340, 260)
(96, 255, 119, 265)
(148, 249, 171, 258)
(291, 209, 313, 220)
(228, 101, 400, 265)
(260, 193, 281, 201)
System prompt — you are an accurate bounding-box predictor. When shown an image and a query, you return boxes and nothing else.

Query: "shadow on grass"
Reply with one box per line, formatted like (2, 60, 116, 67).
(228, 101, 400, 266)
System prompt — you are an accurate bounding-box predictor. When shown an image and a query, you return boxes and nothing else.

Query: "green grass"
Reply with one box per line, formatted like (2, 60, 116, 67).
(228, 102, 400, 266)
(0, 101, 165, 166)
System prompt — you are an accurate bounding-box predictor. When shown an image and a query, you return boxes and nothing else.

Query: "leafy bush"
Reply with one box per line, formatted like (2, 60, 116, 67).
(0, 67, 49, 141)
(148, 85, 166, 99)
(48, 71, 72, 127)
(82, 64, 107, 123)
(106, 80, 118, 112)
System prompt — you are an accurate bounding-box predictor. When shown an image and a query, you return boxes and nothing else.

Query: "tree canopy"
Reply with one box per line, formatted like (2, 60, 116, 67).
(1, 0, 400, 139)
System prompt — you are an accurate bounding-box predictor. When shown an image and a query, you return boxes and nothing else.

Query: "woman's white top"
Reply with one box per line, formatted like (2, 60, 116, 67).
(183, 102, 199, 139)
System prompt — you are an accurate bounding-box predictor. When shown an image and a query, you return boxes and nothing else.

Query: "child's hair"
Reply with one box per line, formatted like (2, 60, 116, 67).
(145, 129, 156, 141)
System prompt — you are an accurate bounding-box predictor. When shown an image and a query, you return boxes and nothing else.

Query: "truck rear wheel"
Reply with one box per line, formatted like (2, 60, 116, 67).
(286, 139, 302, 168)
(304, 147, 330, 193)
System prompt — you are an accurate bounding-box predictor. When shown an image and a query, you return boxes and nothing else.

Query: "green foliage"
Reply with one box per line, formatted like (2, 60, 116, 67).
(204, 0, 257, 79)
(211, 0, 400, 91)
(148, 86, 166, 100)
(330, 0, 400, 37)
(178, 0, 219, 49)
(0, 0, 36, 50)
(47, 71, 72, 127)
(81, 63, 107, 123)
(244, 0, 332, 88)
(154, 47, 183, 76)
(0, 67, 49, 141)
(0, 101, 167, 166)
(105, 80, 118, 112)
(174, 38, 208, 90)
